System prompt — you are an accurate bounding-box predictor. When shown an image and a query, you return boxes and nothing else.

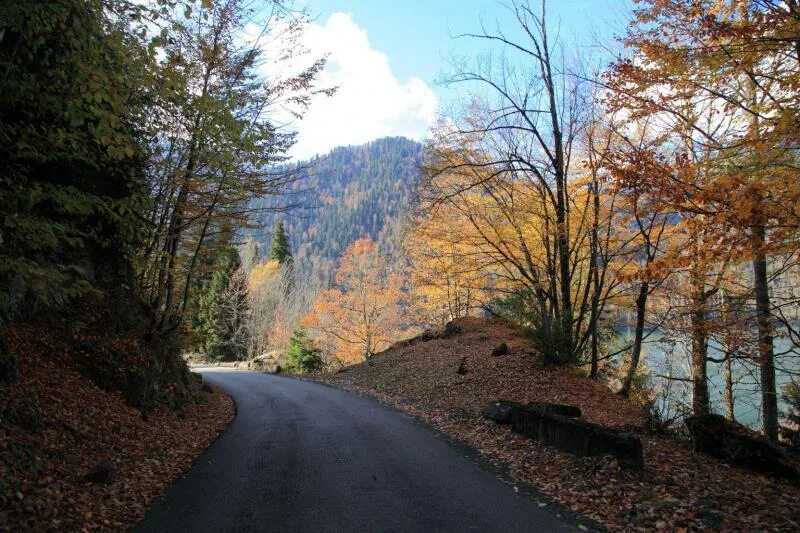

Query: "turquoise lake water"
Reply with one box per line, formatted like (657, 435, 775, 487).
(615, 329, 798, 429)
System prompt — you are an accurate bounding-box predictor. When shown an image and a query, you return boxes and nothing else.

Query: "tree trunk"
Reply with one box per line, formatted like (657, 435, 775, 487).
(556, 194, 573, 361)
(590, 322, 599, 379)
(721, 292, 736, 422)
(620, 281, 648, 397)
(690, 266, 710, 416)
(753, 223, 778, 442)
(589, 179, 601, 379)
(724, 350, 735, 422)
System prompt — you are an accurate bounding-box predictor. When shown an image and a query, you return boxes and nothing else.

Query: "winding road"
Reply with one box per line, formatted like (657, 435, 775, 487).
(135, 369, 577, 532)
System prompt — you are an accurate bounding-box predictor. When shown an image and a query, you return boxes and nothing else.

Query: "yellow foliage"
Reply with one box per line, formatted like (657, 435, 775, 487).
(248, 259, 280, 289)
(302, 237, 409, 364)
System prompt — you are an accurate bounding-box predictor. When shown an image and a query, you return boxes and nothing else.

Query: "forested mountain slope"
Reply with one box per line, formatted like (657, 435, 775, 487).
(251, 137, 422, 276)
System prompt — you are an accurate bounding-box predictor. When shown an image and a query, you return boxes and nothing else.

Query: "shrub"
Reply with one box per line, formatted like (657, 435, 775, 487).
(285, 327, 323, 374)
(490, 289, 578, 366)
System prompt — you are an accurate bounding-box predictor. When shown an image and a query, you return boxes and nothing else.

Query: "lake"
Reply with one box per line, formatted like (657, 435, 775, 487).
(614, 328, 798, 429)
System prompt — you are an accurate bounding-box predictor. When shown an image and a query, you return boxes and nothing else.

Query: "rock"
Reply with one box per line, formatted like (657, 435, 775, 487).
(84, 461, 115, 484)
(512, 406, 644, 469)
(526, 402, 582, 418)
(457, 357, 468, 375)
(443, 321, 462, 338)
(418, 329, 439, 342)
(685, 414, 799, 480)
(402, 321, 463, 346)
(491, 343, 508, 357)
(249, 351, 284, 373)
(254, 350, 282, 362)
(482, 400, 525, 424)
(483, 401, 581, 425)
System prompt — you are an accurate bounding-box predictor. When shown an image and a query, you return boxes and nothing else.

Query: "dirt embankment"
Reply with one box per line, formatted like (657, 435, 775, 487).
(0, 324, 234, 531)
(318, 317, 800, 532)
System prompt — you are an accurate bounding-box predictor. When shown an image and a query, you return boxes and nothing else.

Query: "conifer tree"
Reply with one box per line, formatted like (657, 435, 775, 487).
(285, 327, 323, 374)
(268, 221, 293, 264)
(194, 249, 248, 360)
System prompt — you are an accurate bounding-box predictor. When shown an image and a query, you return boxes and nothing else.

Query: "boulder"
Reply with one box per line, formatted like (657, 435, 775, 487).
(250, 361, 282, 374)
(84, 461, 115, 484)
(685, 414, 799, 480)
(442, 321, 462, 338)
(512, 406, 644, 469)
(482, 400, 525, 424)
(491, 343, 508, 357)
(254, 350, 282, 363)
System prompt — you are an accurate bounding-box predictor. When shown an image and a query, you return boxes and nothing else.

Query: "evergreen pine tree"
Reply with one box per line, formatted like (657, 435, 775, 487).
(285, 327, 322, 374)
(268, 221, 292, 263)
(195, 250, 238, 358)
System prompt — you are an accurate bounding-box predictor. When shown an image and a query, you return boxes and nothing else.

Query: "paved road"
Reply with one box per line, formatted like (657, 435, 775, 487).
(136, 369, 575, 533)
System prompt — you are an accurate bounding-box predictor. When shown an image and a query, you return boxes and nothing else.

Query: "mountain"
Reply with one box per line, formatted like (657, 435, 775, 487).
(250, 136, 423, 276)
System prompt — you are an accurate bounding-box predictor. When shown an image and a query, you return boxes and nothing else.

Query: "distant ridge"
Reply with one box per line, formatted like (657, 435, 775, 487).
(251, 136, 423, 277)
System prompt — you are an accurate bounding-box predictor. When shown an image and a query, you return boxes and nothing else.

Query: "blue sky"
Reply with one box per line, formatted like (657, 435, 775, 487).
(306, 0, 632, 94)
(280, 0, 634, 159)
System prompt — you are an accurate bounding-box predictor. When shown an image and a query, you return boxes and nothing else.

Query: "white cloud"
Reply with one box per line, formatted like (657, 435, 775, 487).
(251, 13, 438, 160)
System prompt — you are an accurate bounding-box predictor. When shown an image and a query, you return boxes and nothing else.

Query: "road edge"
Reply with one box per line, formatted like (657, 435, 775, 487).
(132, 370, 238, 530)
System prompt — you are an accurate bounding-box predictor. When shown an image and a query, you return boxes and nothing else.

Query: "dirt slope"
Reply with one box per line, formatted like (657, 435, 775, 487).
(0, 324, 234, 531)
(330, 317, 642, 427)
(319, 317, 800, 532)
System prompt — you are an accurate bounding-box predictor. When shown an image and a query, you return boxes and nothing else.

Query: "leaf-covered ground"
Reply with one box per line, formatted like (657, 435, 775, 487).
(318, 317, 800, 531)
(0, 325, 234, 531)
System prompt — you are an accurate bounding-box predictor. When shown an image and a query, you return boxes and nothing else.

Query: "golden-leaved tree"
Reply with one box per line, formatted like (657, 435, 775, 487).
(303, 238, 410, 364)
(416, 110, 632, 368)
(246, 258, 321, 357)
(607, 0, 800, 440)
(404, 186, 494, 325)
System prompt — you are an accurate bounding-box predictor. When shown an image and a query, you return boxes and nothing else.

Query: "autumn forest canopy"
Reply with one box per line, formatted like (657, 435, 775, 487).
(1, 0, 800, 464)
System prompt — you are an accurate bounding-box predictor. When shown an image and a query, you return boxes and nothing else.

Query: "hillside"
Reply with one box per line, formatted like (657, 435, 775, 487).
(318, 317, 800, 532)
(251, 136, 422, 276)
(0, 322, 233, 530)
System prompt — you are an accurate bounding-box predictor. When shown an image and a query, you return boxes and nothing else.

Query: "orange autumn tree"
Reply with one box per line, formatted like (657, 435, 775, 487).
(302, 237, 409, 365)
(608, 0, 800, 441)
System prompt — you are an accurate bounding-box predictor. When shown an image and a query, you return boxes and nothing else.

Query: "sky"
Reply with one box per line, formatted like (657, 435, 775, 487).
(273, 0, 634, 160)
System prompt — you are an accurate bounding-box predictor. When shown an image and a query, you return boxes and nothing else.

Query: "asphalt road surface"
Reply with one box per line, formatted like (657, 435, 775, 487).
(135, 369, 576, 533)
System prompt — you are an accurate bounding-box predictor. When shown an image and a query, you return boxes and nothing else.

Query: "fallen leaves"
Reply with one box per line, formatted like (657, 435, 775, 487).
(317, 316, 800, 532)
(0, 324, 234, 532)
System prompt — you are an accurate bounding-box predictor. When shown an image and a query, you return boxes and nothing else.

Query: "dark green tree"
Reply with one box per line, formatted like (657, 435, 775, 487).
(285, 327, 323, 374)
(0, 0, 150, 379)
(195, 250, 237, 358)
(268, 221, 293, 264)
(193, 244, 251, 361)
